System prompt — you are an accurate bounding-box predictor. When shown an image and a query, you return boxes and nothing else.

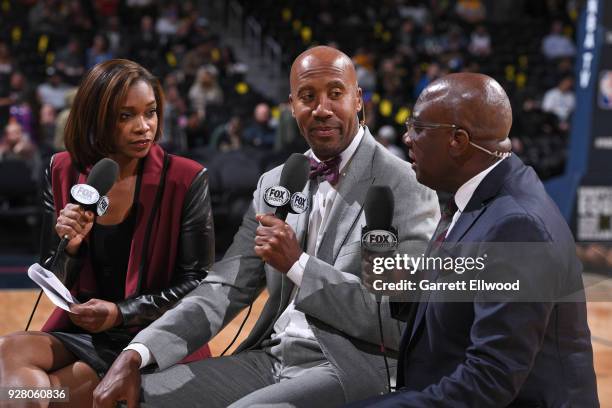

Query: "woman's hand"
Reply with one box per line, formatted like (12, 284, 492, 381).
(69, 299, 123, 333)
(55, 203, 94, 255)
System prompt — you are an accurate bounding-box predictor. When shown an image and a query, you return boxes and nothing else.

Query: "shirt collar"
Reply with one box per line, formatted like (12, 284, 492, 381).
(310, 125, 364, 173)
(454, 158, 505, 212)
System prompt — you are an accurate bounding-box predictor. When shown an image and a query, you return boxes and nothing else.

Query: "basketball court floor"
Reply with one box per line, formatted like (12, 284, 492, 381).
(1, 281, 610, 406)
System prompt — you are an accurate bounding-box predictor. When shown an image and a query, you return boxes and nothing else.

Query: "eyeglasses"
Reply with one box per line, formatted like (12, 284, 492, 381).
(404, 118, 512, 160)
(405, 118, 458, 133)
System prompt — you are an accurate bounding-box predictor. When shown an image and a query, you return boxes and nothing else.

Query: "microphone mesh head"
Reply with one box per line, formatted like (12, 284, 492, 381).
(279, 153, 310, 193)
(364, 185, 394, 230)
(86, 158, 119, 196)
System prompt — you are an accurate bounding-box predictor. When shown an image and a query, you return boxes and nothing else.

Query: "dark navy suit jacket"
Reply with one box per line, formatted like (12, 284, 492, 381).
(354, 155, 599, 407)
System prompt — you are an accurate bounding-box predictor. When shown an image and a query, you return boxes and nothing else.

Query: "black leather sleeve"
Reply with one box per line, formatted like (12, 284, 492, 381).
(39, 156, 83, 289)
(116, 168, 215, 327)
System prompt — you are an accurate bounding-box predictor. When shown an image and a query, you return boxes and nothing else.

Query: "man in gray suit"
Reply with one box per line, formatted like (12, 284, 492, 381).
(93, 46, 439, 408)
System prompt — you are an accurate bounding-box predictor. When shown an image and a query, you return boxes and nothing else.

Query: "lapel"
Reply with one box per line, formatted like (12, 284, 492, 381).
(408, 155, 517, 343)
(315, 129, 377, 264)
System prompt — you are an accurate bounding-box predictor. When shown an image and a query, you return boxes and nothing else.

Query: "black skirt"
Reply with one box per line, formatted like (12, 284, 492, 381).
(49, 329, 134, 377)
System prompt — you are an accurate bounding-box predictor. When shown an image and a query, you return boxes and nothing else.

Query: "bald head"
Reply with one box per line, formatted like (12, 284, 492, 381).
(290, 46, 357, 93)
(288, 46, 362, 160)
(418, 73, 512, 152)
(406, 73, 513, 192)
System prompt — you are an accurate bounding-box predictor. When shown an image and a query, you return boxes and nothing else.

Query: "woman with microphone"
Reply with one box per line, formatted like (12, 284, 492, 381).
(0, 59, 214, 407)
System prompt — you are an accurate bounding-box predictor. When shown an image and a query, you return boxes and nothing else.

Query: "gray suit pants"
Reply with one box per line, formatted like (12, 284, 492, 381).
(139, 349, 345, 408)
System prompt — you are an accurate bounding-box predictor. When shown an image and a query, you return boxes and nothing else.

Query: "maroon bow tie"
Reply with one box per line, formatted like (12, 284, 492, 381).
(309, 156, 341, 185)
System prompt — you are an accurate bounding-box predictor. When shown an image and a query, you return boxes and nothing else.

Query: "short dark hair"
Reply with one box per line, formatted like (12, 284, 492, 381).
(64, 59, 164, 172)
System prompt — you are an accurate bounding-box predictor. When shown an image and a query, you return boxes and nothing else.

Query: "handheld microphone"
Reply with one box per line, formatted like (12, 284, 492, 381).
(362, 185, 396, 392)
(264, 153, 310, 221)
(361, 185, 398, 253)
(58, 158, 119, 253)
(70, 158, 119, 215)
(362, 185, 398, 303)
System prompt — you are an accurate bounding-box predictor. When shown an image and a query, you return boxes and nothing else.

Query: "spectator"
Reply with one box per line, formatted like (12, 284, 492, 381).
(414, 62, 441, 100)
(210, 115, 244, 152)
(187, 65, 223, 116)
(542, 76, 575, 124)
(6, 72, 34, 137)
(156, 3, 180, 45)
(379, 58, 404, 104)
(161, 84, 188, 152)
(103, 16, 124, 56)
(243, 102, 275, 148)
(37, 67, 74, 111)
(54, 89, 77, 151)
(398, 19, 417, 56)
(353, 51, 377, 93)
(0, 120, 40, 179)
(417, 22, 444, 57)
(468, 25, 492, 57)
(38, 103, 56, 148)
(182, 41, 213, 80)
(54, 37, 85, 85)
(441, 25, 466, 54)
(128, 15, 160, 70)
(376, 125, 406, 160)
(542, 20, 576, 60)
(28, 0, 65, 35)
(86, 34, 114, 70)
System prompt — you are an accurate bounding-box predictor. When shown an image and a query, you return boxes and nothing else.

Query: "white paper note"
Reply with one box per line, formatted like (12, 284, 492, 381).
(27, 263, 79, 312)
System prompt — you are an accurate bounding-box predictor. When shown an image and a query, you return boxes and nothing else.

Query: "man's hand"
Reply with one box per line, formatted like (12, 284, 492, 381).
(361, 251, 379, 293)
(69, 299, 123, 333)
(254, 214, 302, 273)
(93, 350, 142, 408)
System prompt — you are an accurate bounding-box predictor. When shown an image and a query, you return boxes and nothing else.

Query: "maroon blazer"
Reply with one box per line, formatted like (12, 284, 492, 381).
(42, 144, 211, 362)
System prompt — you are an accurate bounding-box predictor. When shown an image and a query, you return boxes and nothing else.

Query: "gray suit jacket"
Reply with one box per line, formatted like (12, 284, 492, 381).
(132, 128, 439, 402)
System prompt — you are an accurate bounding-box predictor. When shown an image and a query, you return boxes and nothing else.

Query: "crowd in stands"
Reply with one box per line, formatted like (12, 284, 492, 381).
(0, 0, 286, 254)
(0, 0, 582, 254)
(240, 0, 581, 180)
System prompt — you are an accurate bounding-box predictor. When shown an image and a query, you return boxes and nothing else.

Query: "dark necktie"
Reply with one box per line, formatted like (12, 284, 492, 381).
(309, 156, 341, 185)
(434, 197, 458, 244)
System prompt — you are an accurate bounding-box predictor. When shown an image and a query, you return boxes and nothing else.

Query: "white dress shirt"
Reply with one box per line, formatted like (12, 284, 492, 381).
(446, 158, 506, 238)
(273, 126, 364, 342)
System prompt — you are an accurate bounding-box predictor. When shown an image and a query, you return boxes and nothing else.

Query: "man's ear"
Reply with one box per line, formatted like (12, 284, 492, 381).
(449, 128, 470, 158)
(356, 87, 363, 112)
(289, 94, 295, 117)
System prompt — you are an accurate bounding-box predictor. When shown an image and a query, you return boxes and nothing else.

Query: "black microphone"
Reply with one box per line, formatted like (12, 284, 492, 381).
(70, 158, 118, 212)
(264, 153, 310, 221)
(361, 185, 398, 252)
(362, 185, 397, 391)
(57, 158, 119, 255)
(362, 185, 398, 302)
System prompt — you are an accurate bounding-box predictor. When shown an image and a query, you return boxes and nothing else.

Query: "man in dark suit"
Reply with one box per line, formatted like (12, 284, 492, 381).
(354, 73, 598, 407)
